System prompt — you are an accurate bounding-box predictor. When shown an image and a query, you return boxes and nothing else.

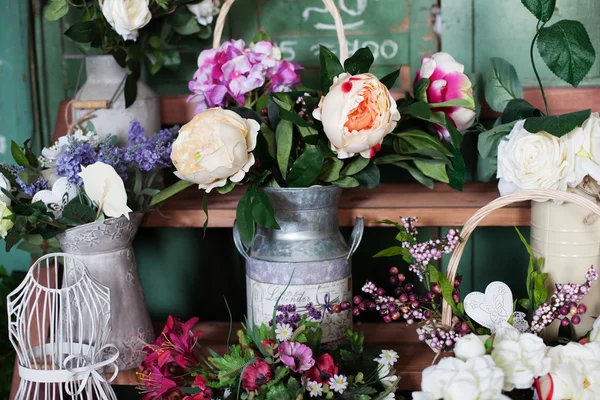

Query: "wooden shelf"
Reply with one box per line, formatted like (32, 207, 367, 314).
(142, 182, 530, 228)
(112, 321, 434, 391)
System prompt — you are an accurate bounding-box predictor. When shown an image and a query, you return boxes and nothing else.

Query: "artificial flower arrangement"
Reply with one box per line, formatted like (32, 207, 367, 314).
(348, 217, 600, 399)
(152, 32, 477, 242)
(138, 303, 400, 400)
(44, 0, 222, 106)
(476, 0, 597, 193)
(0, 121, 176, 253)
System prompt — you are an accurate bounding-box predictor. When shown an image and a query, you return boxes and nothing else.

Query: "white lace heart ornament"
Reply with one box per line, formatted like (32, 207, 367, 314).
(463, 281, 513, 332)
(32, 177, 78, 218)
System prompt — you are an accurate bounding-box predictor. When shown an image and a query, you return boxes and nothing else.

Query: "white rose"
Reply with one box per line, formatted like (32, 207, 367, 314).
(0, 201, 14, 239)
(561, 112, 600, 187)
(171, 108, 259, 192)
(312, 72, 400, 159)
(590, 316, 600, 343)
(413, 356, 509, 400)
(454, 334, 487, 361)
(187, 0, 220, 26)
(497, 120, 575, 196)
(491, 326, 550, 391)
(100, 0, 151, 41)
(0, 173, 12, 206)
(78, 162, 132, 220)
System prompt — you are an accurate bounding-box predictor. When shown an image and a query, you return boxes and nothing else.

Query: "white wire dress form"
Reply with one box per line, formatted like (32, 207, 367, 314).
(8, 253, 119, 399)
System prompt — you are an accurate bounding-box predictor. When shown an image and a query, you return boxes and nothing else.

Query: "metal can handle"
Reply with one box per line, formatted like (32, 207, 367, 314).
(233, 220, 251, 261)
(347, 217, 364, 260)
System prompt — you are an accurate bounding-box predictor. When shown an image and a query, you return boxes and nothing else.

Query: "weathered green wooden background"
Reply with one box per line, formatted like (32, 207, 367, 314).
(1, 0, 599, 396)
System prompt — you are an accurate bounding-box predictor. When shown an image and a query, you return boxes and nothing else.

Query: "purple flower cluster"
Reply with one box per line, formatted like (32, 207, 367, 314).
(305, 302, 323, 321)
(530, 266, 599, 333)
(123, 121, 177, 172)
(56, 140, 98, 185)
(188, 39, 302, 113)
(416, 322, 462, 352)
(272, 304, 302, 330)
(13, 166, 49, 197)
(401, 217, 460, 281)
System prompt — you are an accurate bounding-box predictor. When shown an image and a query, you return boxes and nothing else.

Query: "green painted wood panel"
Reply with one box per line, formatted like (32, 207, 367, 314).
(443, 0, 600, 86)
(0, 0, 36, 271)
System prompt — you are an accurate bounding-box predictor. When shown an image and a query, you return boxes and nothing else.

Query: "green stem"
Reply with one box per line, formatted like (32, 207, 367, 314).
(531, 22, 550, 116)
(149, 179, 194, 207)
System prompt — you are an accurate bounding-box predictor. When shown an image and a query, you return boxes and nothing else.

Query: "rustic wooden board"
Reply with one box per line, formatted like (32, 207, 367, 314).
(111, 321, 434, 391)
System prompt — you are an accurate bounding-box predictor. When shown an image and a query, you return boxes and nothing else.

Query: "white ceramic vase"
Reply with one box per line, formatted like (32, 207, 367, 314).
(530, 189, 600, 338)
(73, 55, 160, 142)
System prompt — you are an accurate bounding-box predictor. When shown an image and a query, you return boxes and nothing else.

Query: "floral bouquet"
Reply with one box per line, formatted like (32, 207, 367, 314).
(477, 0, 597, 193)
(44, 0, 222, 106)
(138, 304, 400, 400)
(152, 37, 477, 242)
(0, 121, 176, 253)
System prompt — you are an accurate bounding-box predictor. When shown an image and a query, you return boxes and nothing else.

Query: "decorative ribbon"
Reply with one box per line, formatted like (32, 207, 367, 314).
(63, 344, 119, 399)
(316, 293, 338, 314)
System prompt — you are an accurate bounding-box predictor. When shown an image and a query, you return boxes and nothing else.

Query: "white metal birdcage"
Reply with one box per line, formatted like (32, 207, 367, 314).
(7, 253, 119, 399)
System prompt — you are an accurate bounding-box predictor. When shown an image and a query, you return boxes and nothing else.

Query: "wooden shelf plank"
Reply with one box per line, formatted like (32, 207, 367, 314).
(111, 322, 434, 391)
(142, 182, 530, 228)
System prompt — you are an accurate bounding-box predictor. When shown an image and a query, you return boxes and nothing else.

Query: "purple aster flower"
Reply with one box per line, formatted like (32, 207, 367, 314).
(278, 342, 314, 372)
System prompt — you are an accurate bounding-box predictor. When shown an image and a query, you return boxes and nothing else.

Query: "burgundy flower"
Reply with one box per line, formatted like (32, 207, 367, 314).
(159, 316, 203, 368)
(242, 360, 272, 390)
(305, 353, 339, 383)
(278, 342, 315, 373)
(261, 339, 277, 354)
(138, 364, 179, 400)
(193, 375, 207, 389)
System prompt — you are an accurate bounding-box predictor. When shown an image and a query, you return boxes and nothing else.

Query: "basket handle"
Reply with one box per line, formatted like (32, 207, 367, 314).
(441, 189, 600, 327)
(212, 0, 349, 62)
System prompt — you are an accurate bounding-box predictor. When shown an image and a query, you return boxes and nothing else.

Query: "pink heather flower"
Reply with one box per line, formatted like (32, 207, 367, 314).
(415, 52, 476, 141)
(241, 360, 272, 390)
(278, 341, 315, 372)
(188, 39, 302, 113)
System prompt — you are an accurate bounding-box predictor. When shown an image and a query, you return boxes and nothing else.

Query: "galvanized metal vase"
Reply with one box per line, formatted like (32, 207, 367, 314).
(56, 213, 154, 370)
(234, 186, 363, 342)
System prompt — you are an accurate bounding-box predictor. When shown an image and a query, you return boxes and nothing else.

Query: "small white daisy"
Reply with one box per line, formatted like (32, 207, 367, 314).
(328, 374, 348, 393)
(306, 380, 323, 397)
(275, 323, 293, 342)
(223, 388, 232, 398)
(377, 364, 398, 388)
(375, 349, 399, 366)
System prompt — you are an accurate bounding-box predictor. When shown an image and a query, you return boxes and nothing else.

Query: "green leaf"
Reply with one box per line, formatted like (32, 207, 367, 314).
(373, 246, 404, 258)
(445, 115, 464, 148)
(414, 160, 449, 183)
(217, 180, 236, 195)
(521, 0, 555, 22)
(172, 18, 201, 35)
(478, 121, 516, 158)
(272, 94, 293, 111)
(276, 120, 293, 179)
(500, 99, 543, 124)
(0, 166, 18, 187)
(373, 154, 418, 165)
(515, 226, 535, 259)
(341, 156, 370, 176)
(202, 192, 209, 237)
(278, 108, 311, 127)
(448, 143, 466, 191)
(485, 57, 523, 113)
(58, 203, 96, 226)
(429, 98, 475, 110)
(397, 130, 454, 157)
(11, 141, 29, 167)
(286, 148, 324, 187)
(319, 46, 345, 95)
(150, 179, 193, 207)
(255, 93, 271, 113)
(537, 20, 596, 87)
(519, 298, 532, 310)
(236, 190, 255, 244)
(332, 176, 360, 188)
(261, 123, 277, 158)
(524, 109, 591, 137)
(251, 192, 280, 229)
(286, 377, 303, 398)
(165, 6, 192, 26)
(44, 0, 68, 21)
(253, 31, 271, 43)
(395, 162, 434, 189)
(402, 101, 431, 119)
(414, 78, 430, 103)
(124, 73, 138, 109)
(318, 158, 344, 182)
(380, 68, 400, 90)
(266, 383, 290, 400)
(64, 21, 99, 43)
(344, 47, 375, 75)
(353, 162, 380, 189)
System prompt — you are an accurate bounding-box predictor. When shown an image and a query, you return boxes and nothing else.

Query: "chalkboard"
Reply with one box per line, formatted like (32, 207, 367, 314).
(228, 0, 438, 88)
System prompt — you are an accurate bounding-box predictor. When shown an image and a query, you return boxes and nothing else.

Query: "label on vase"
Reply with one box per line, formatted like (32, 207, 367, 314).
(246, 276, 352, 342)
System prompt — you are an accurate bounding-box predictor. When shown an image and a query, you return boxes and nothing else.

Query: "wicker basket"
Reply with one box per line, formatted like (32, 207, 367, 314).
(212, 0, 349, 62)
(441, 189, 600, 328)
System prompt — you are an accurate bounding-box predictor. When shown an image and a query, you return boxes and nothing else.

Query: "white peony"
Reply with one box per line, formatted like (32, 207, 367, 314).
(412, 355, 510, 400)
(100, 0, 152, 41)
(0, 201, 13, 239)
(78, 162, 132, 220)
(561, 112, 600, 187)
(0, 173, 12, 206)
(312, 72, 400, 159)
(170, 108, 259, 192)
(537, 342, 600, 400)
(590, 316, 600, 343)
(497, 120, 575, 196)
(187, 0, 220, 26)
(454, 333, 488, 361)
(491, 324, 550, 391)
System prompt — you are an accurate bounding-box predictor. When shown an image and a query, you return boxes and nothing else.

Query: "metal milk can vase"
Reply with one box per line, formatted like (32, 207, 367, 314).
(56, 213, 155, 370)
(530, 188, 600, 338)
(234, 186, 364, 342)
(73, 55, 161, 142)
